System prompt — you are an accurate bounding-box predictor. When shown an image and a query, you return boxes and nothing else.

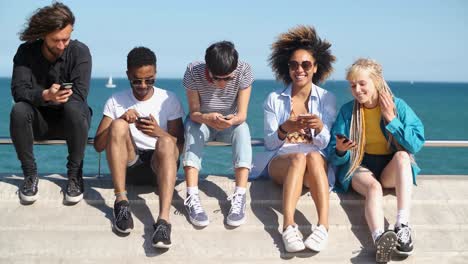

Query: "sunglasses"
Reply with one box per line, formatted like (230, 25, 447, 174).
(288, 60, 315, 71)
(130, 78, 155, 86)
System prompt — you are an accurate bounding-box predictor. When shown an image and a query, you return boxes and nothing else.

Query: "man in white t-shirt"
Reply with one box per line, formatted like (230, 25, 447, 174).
(93, 47, 184, 249)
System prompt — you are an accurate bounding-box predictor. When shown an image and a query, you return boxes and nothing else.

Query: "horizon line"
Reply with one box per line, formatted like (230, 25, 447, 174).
(0, 76, 467, 84)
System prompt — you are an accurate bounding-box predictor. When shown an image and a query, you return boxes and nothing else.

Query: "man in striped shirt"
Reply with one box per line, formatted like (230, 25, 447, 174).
(182, 41, 253, 227)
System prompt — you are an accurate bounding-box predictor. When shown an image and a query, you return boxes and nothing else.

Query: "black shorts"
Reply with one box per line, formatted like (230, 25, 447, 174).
(361, 153, 395, 179)
(126, 149, 158, 186)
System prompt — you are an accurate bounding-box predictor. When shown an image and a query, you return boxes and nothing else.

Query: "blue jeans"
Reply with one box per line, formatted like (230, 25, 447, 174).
(182, 117, 252, 171)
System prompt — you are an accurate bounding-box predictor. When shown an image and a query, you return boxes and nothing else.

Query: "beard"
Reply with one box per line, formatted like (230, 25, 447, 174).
(132, 86, 154, 100)
(44, 42, 65, 60)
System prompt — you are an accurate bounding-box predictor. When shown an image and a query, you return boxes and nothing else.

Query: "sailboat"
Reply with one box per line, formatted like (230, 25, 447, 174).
(105, 76, 116, 88)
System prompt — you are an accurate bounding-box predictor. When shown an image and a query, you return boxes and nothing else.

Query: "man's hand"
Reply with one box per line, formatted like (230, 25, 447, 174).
(119, 109, 139, 123)
(42, 83, 73, 103)
(203, 112, 233, 131)
(135, 114, 160, 137)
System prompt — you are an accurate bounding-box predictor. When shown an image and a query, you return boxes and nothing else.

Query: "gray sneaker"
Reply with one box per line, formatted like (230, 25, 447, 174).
(184, 193, 209, 227)
(226, 192, 247, 226)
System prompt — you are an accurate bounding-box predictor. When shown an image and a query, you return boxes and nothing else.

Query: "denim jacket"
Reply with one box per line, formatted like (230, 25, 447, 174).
(328, 97, 425, 192)
(250, 84, 336, 179)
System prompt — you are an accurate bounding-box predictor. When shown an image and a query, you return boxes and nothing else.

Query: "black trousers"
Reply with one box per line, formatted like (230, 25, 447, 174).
(9, 101, 92, 177)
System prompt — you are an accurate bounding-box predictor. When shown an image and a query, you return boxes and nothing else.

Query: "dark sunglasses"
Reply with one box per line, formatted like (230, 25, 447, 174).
(288, 60, 314, 71)
(211, 75, 235, 82)
(130, 78, 155, 86)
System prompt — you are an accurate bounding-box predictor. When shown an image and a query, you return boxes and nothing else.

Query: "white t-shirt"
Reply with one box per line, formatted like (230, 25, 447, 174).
(102, 86, 185, 150)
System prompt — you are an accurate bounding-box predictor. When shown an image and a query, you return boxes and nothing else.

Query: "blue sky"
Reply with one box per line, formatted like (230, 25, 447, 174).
(1, 0, 467, 82)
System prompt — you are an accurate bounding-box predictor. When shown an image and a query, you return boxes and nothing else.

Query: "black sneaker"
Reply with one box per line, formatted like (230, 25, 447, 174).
(394, 224, 414, 256)
(65, 175, 84, 203)
(19, 175, 39, 203)
(152, 219, 172, 249)
(375, 230, 397, 263)
(113, 200, 134, 234)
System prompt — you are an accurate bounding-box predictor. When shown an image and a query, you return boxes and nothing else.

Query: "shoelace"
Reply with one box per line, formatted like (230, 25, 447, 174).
(184, 194, 204, 214)
(396, 226, 411, 244)
(154, 223, 169, 240)
(116, 205, 130, 221)
(23, 176, 37, 191)
(284, 226, 303, 243)
(227, 193, 244, 214)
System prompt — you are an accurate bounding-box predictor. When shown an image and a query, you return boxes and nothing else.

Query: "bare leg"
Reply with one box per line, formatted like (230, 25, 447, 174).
(234, 167, 249, 188)
(153, 136, 179, 222)
(351, 168, 384, 235)
(304, 152, 329, 229)
(184, 166, 199, 188)
(269, 153, 306, 229)
(380, 151, 413, 221)
(106, 119, 136, 202)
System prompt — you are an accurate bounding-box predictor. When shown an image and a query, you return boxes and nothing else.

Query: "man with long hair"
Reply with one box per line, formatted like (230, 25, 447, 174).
(10, 2, 92, 204)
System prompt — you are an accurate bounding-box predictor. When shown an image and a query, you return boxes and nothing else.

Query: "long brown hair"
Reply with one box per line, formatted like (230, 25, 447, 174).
(19, 2, 75, 42)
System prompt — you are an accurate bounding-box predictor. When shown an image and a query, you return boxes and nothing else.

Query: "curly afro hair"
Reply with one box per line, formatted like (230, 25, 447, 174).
(269, 25, 335, 85)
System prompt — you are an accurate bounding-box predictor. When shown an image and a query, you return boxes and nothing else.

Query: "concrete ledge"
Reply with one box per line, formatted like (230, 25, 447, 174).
(1, 174, 467, 263)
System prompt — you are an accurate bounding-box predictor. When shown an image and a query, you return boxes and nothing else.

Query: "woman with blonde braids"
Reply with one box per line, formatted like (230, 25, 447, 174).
(329, 58, 425, 263)
(254, 25, 337, 253)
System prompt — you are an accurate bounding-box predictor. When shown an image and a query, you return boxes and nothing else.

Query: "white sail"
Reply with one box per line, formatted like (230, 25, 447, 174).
(105, 76, 116, 88)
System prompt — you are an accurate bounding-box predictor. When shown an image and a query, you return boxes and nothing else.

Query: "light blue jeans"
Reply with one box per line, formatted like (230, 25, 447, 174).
(182, 117, 252, 171)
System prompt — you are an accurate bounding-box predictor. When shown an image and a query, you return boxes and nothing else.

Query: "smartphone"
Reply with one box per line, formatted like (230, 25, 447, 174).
(298, 113, 317, 120)
(336, 133, 350, 143)
(60, 82, 73, 90)
(137, 116, 151, 123)
(222, 116, 233, 120)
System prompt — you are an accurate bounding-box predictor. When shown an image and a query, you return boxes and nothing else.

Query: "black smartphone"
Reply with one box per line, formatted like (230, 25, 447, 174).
(137, 116, 151, 123)
(336, 133, 350, 143)
(60, 82, 73, 90)
(223, 116, 233, 120)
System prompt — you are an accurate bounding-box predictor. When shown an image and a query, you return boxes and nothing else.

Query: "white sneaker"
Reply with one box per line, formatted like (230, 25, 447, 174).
(282, 224, 305, 252)
(304, 225, 329, 252)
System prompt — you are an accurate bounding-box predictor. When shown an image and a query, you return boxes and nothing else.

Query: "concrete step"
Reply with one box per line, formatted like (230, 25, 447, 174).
(1, 174, 468, 263)
(1, 228, 467, 261)
(2, 199, 468, 230)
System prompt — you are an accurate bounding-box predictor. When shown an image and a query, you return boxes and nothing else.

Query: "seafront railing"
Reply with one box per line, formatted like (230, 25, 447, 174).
(1, 137, 467, 176)
(2, 137, 467, 147)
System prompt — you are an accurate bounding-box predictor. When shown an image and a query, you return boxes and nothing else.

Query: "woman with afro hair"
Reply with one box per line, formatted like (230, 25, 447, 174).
(259, 25, 337, 253)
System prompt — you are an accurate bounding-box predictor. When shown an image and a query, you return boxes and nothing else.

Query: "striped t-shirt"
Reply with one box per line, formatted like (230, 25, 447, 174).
(183, 61, 254, 116)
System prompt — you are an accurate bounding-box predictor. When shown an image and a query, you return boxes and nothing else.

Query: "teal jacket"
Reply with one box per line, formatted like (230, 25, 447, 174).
(328, 97, 425, 192)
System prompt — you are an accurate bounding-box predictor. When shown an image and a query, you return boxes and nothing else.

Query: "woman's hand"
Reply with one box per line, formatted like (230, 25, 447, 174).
(282, 116, 305, 134)
(335, 135, 356, 155)
(379, 90, 396, 122)
(299, 114, 323, 134)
